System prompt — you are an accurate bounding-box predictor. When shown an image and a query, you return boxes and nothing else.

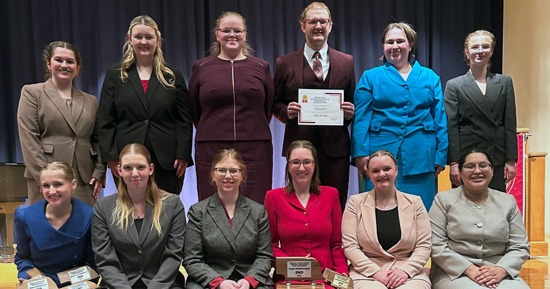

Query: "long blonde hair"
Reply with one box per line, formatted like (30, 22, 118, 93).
(120, 15, 176, 88)
(112, 143, 169, 235)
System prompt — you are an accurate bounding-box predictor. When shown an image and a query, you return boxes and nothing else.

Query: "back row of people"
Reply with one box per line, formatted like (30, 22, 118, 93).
(15, 143, 529, 289)
(17, 2, 518, 211)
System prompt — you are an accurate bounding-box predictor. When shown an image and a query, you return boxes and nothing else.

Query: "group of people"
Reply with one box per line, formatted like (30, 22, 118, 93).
(14, 143, 530, 289)
(14, 1, 528, 289)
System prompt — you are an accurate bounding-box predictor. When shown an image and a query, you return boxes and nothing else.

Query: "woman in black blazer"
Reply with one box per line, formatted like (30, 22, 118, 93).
(445, 30, 517, 192)
(98, 15, 193, 194)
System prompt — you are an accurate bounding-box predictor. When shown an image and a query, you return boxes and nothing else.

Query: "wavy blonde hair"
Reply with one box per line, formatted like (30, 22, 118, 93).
(112, 143, 169, 235)
(120, 15, 175, 88)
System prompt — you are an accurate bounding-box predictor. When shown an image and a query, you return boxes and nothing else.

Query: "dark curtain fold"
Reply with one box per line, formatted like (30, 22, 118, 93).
(1, 0, 502, 163)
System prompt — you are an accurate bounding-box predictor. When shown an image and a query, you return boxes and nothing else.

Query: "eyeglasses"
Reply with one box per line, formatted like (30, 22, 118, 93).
(217, 29, 245, 35)
(289, 159, 315, 168)
(214, 167, 242, 176)
(462, 162, 492, 171)
(469, 45, 492, 52)
(303, 19, 331, 26)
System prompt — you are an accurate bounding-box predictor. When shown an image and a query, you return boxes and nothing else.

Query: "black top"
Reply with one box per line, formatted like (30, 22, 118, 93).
(134, 218, 144, 234)
(376, 207, 401, 251)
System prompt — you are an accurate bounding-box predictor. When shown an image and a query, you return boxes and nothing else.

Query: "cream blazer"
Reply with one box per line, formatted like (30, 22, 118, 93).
(342, 190, 431, 283)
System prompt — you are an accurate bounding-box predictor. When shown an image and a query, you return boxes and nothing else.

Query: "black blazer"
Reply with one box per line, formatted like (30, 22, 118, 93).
(273, 48, 355, 158)
(183, 194, 274, 289)
(444, 71, 517, 165)
(98, 64, 193, 170)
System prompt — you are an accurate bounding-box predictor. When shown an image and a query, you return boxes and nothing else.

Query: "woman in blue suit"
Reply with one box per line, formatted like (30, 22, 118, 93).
(14, 162, 95, 286)
(352, 22, 448, 210)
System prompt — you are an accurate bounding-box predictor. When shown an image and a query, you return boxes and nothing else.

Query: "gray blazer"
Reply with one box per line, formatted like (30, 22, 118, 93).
(429, 187, 529, 289)
(92, 193, 185, 289)
(444, 71, 517, 166)
(183, 194, 274, 289)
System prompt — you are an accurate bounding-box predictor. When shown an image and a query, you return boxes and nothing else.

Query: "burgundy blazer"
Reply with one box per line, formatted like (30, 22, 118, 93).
(273, 48, 355, 157)
(264, 186, 348, 274)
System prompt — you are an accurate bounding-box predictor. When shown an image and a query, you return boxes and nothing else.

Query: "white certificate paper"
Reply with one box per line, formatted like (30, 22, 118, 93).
(298, 89, 344, 126)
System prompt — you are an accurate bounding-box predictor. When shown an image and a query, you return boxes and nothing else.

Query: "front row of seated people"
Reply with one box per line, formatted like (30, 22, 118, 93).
(14, 142, 530, 289)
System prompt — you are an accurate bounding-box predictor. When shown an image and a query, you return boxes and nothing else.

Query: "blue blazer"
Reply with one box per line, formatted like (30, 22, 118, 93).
(352, 61, 448, 175)
(14, 199, 95, 286)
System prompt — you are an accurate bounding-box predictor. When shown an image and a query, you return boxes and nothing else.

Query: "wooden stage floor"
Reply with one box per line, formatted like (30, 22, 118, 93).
(1, 256, 549, 289)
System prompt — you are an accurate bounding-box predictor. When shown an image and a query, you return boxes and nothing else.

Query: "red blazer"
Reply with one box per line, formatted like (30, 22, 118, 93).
(264, 186, 348, 274)
(273, 48, 355, 157)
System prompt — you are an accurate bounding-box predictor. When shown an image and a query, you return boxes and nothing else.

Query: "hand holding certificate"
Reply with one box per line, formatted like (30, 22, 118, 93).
(298, 89, 344, 126)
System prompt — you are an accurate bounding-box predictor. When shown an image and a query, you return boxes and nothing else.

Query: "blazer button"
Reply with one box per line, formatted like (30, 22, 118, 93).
(303, 211, 307, 215)
(476, 240, 482, 246)
(138, 250, 143, 254)
(475, 221, 484, 228)
(144, 120, 149, 125)
(73, 254, 79, 259)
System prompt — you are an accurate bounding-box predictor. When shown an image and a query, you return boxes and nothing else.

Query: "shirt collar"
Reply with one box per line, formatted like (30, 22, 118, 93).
(304, 43, 329, 60)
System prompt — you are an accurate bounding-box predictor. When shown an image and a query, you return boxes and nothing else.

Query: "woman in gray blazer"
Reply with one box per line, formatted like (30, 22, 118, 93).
(445, 30, 517, 192)
(183, 149, 274, 289)
(92, 143, 185, 289)
(17, 41, 104, 206)
(430, 149, 529, 289)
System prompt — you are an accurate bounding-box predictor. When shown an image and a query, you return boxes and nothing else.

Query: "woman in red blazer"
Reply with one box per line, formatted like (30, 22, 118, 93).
(264, 140, 348, 285)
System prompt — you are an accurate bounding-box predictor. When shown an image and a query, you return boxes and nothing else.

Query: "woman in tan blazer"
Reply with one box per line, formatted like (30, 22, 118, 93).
(17, 41, 104, 205)
(342, 150, 431, 289)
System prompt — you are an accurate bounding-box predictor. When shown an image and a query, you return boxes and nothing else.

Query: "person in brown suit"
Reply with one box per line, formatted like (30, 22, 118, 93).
(273, 2, 356, 209)
(17, 41, 104, 205)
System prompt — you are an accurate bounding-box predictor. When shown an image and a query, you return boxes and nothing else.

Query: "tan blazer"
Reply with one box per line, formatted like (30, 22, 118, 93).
(342, 190, 431, 284)
(17, 79, 104, 184)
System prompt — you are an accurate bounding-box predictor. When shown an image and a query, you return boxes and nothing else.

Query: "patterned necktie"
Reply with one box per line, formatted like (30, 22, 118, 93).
(312, 51, 323, 81)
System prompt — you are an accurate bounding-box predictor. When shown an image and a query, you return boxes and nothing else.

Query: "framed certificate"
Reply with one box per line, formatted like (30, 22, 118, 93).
(298, 89, 344, 126)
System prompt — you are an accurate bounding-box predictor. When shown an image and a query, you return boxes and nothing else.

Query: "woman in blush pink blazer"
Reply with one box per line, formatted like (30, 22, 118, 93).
(342, 150, 431, 289)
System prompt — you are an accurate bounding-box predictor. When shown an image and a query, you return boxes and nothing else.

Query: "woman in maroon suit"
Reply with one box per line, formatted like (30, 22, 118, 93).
(264, 140, 348, 285)
(189, 11, 274, 203)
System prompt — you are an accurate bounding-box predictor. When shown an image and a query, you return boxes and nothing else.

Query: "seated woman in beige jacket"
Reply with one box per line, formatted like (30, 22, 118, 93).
(430, 149, 529, 289)
(342, 150, 431, 289)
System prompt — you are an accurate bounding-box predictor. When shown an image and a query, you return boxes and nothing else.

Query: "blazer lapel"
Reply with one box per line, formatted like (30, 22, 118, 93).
(128, 67, 149, 112)
(231, 195, 251, 237)
(139, 203, 154, 244)
(361, 192, 391, 256)
(70, 88, 85, 123)
(387, 191, 413, 252)
(327, 48, 339, 88)
(485, 72, 504, 123)
(207, 195, 236, 251)
(460, 72, 494, 123)
(44, 79, 77, 133)
(145, 70, 161, 108)
(293, 50, 304, 89)
(127, 220, 142, 249)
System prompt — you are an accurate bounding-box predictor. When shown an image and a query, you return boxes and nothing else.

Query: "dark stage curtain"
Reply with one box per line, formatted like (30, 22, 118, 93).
(1, 0, 503, 163)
